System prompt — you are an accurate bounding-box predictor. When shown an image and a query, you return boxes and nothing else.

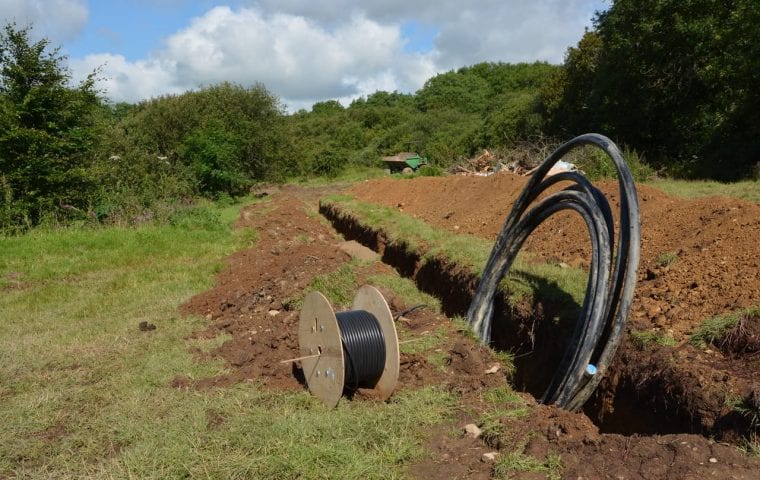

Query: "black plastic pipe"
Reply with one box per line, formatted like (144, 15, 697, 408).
(466, 133, 641, 410)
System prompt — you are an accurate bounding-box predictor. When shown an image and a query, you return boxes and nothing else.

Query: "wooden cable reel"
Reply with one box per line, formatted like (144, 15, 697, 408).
(297, 285, 400, 408)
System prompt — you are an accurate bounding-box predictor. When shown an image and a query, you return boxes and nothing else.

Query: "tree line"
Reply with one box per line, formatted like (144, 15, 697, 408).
(1, 0, 757, 232)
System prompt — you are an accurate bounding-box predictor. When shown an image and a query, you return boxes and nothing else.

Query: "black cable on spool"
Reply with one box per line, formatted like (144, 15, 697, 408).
(466, 133, 641, 411)
(335, 310, 387, 391)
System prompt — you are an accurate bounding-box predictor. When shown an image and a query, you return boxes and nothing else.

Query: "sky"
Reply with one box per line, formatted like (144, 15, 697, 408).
(0, 0, 608, 112)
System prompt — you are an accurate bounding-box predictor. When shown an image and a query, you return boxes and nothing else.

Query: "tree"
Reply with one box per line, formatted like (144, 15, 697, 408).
(415, 70, 491, 113)
(0, 23, 101, 228)
(120, 82, 288, 193)
(543, 0, 759, 178)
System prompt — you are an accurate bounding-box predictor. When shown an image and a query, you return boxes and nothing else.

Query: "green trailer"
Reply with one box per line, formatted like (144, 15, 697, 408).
(381, 152, 428, 172)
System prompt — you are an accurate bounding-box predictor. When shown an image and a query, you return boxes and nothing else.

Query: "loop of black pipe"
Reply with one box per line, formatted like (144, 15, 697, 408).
(466, 133, 641, 411)
(335, 310, 386, 391)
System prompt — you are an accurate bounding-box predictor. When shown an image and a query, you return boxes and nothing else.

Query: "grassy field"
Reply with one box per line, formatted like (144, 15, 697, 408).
(0, 200, 456, 479)
(646, 179, 760, 203)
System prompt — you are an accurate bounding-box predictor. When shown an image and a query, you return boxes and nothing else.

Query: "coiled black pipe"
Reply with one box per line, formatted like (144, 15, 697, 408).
(466, 133, 641, 411)
(335, 310, 387, 390)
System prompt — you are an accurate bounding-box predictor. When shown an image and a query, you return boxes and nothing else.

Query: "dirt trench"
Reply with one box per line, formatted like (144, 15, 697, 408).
(343, 174, 760, 442)
(180, 182, 760, 479)
(320, 198, 759, 442)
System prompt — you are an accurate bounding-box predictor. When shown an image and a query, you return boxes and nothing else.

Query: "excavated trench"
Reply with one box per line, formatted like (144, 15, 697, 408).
(321, 200, 755, 443)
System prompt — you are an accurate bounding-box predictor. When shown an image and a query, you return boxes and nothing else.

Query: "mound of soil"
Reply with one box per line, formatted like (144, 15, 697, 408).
(349, 175, 760, 339)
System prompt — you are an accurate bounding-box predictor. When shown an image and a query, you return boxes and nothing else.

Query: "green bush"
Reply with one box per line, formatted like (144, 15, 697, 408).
(0, 23, 101, 229)
(570, 145, 654, 182)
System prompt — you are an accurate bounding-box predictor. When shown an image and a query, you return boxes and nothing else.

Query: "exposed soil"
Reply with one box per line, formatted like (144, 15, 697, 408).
(346, 174, 760, 440)
(178, 177, 760, 479)
(348, 175, 760, 340)
(178, 188, 505, 399)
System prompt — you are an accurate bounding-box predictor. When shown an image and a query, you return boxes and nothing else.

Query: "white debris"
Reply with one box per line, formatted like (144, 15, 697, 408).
(481, 452, 499, 463)
(464, 424, 482, 439)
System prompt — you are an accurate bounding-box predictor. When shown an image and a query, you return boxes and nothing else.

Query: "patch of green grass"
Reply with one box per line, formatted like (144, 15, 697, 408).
(451, 315, 480, 343)
(570, 144, 654, 182)
(656, 251, 679, 268)
(630, 330, 678, 348)
(647, 179, 760, 203)
(0, 199, 457, 478)
(690, 313, 741, 348)
(740, 434, 760, 458)
(367, 273, 441, 314)
(426, 351, 450, 371)
(689, 306, 760, 348)
(493, 450, 562, 480)
(187, 332, 234, 355)
(321, 196, 588, 312)
(482, 386, 524, 406)
(308, 263, 358, 308)
(477, 386, 531, 448)
(284, 262, 359, 312)
(399, 326, 448, 355)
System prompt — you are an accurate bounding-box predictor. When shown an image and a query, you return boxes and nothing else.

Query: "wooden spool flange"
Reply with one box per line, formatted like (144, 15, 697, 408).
(298, 285, 399, 408)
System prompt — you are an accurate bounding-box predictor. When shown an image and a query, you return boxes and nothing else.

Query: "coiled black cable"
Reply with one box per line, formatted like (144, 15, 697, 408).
(335, 310, 387, 391)
(466, 133, 641, 411)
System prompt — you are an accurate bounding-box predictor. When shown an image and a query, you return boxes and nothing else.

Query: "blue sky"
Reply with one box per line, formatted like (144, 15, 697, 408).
(1, 0, 608, 111)
(64, 1, 239, 61)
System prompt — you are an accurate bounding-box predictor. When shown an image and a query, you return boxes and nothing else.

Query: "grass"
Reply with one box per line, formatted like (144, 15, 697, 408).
(0, 200, 457, 479)
(367, 273, 442, 314)
(493, 450, 562, 480)
(689, 305, 760, 348)
(476, 386, 531, 447)
(321, 195, 588, 310)
(309, 263, 358, 308)
(655, 251, 679, 268)
(630, 330, 678, 348)
(475, 386, 556, 480)
(283, 262, 359, 312)
(646, 179, 760, 203)
(398, 326, 449, 355)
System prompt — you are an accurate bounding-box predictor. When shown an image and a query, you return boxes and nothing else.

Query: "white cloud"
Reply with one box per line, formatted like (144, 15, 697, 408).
(251, 0, 601, 64)
(76, 6, 437, 110)
(69, 53, 180, 103)
(65, 1, 602, 110)
(0, 0, 88, 43)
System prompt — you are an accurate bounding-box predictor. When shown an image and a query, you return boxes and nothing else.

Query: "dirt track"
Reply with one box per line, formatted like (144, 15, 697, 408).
(181, 177, 760, 479)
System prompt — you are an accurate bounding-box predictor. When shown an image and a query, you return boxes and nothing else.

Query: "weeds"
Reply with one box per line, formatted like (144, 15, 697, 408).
(308, 263, 357, 308)
(655, 251, 679, 268)
(647, 179, 760, 204)
(284, 262, 359, 311)
(398, 326, 448, 355)
(630, 330, 678, 349)
(493, 450, 562, 480)
(566, 144, 654, 182)
(689, 306, 760, 349)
